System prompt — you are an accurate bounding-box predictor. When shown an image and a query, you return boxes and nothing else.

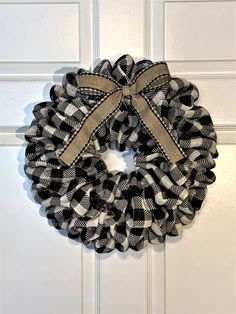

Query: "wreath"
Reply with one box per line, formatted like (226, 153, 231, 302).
(24, 54, 218, 253)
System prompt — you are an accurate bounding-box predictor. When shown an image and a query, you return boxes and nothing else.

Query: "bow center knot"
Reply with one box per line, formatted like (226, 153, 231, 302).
(122, 85, 132, 98)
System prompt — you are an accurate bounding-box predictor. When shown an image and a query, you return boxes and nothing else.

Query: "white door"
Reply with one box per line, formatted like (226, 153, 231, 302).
(0, 0, 235, 313)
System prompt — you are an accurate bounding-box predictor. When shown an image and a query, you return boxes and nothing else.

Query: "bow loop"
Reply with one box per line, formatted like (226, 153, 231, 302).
(59, 62, 186, 167)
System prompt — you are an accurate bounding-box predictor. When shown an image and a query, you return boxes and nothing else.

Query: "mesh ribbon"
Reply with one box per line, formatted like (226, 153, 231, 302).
(24, 54, 218, 253)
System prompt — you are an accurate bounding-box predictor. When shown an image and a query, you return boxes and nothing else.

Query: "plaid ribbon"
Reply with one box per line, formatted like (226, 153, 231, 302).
(59, 62, 185, 166)
(24, 54, 218, 253)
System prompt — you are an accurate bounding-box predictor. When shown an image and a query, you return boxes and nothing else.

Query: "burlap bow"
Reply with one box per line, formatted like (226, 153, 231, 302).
(59, 62, 185, 166)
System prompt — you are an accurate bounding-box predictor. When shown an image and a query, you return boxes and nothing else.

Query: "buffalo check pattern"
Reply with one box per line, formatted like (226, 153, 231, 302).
(24, 54, 218, 253)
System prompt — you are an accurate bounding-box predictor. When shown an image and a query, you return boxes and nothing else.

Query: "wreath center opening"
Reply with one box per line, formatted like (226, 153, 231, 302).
(101, 143, 136, 173)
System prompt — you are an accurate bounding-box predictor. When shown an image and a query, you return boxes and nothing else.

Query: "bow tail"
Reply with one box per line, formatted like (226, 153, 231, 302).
(131, 94, 185, 164)
(59, 90, 123, 166)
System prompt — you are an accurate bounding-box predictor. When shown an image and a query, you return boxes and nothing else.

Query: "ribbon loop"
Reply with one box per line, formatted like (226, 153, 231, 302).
(59, 62, 186, 167)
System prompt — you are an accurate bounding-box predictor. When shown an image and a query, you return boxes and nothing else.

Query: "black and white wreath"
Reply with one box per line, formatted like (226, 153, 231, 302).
(24, 54, 218, 253)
